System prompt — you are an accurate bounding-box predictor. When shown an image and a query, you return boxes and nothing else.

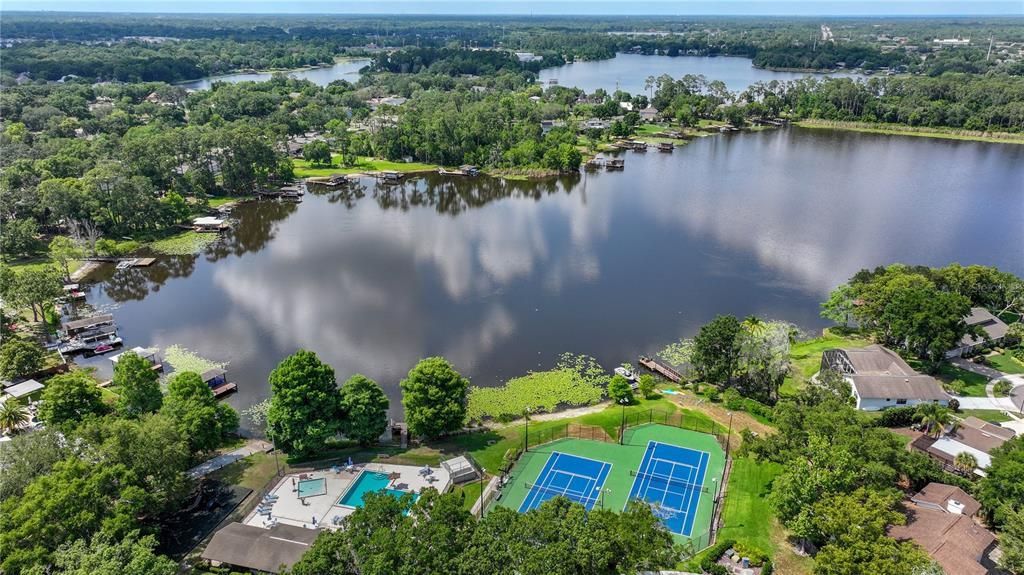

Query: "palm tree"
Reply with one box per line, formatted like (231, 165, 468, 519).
(954, 452, 978, 475)
(916, 403, 952, 438)
(742, 315, 769, 337)
(0, 400, 30, 435)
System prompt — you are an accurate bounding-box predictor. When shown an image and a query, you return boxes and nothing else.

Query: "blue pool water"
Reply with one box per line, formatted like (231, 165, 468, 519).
(338, 471, 418, 508)
(297, 477, 326, 498)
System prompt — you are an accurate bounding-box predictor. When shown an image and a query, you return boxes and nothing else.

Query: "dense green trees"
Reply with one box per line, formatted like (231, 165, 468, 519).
(37, 371, 106, 428)
(288, 489, 677, 575)
(0, 429, 68, 502)
(302, 139, 332, 166)
(400, 357, 469, 439)
(160, 371, 239, 453)
(607, 374, 634, 403)
(0, 337, 46, 380)
(113, 352, 163, 416)
(689, 315, 795, 402)
(977, 436, 1024, 528)
(746, 399, 951, 574)
(338, 374, 390, 446)
(267, 350, 341, 456)
(822, 264, 1021, 361)
(48, 531, 177, 575)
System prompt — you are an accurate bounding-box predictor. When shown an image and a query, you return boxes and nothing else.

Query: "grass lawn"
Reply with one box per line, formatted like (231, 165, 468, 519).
(208, 196, 253, 208)
(717, 457, 783, 555)
(795, 119, 1024, 144)
(208, 451, 287, 492)
(6, 256, 82, 275)
(293, 155, 436, 178)
(907, 360, 990, 397)
(781, 330, 872, 396)
(958, 409, 1013, 424)
(453, 479, 484, 512)
(988, 351, 1024, 374)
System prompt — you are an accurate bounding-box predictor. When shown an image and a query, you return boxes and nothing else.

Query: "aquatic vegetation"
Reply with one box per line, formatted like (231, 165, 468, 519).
(163, 344, 226, 376)
(148, 232, 217, 255)
(467, 365, 605, 422)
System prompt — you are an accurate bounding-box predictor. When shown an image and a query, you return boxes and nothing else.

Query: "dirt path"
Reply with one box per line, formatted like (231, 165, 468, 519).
(484, 401, 612, 429)
(667, 391, 775, 438)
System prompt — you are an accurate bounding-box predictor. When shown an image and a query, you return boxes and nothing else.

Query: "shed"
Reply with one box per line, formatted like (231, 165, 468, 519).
(201, 522, 319, 574)
(4, 379, 44, 399)
(441, 455, 482, 484)
(110, 346, 160, 367)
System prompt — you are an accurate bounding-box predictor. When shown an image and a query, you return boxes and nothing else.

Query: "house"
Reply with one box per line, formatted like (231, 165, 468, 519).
(946, 307, 1009, 358)
(889, 483, 996, 575)
(2, 379, 44, 402)
(821, 345, 950, 411)
(911, 416, 1015, 476)
(639, 106, 659, 122)
(201, 522, 319, 574)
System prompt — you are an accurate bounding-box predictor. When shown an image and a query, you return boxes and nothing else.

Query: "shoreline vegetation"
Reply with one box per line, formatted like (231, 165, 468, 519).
(796, 119, 1024, 144)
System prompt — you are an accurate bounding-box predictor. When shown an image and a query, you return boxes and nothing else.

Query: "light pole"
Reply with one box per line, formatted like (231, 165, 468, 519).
(524, 407, 532, 452)
(725, 412, 734, 460)
(619, 397, 630, 445)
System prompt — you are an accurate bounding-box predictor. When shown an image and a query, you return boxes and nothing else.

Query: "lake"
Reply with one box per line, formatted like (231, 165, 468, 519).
(77, 128, 1024, 428)
(178, 58, 371, 90)
(538, 53, 865, 93)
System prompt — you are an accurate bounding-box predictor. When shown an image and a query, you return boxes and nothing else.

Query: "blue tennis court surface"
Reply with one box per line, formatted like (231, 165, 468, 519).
(518, 452, 612, 512)
(627, 441, 709, 536)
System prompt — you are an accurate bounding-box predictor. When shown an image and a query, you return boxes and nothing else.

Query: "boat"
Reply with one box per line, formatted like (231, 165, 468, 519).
(87, 338, 123, 356)
(614, 366, 637, 381)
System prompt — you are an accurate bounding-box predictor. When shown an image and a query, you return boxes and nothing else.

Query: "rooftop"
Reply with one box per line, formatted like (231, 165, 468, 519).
(910, 482, 981, 517)
(201, 522, 318, 574)
(960, 307, 1009, 347)
(3, 379, 44, 399)
(889, 503, 995, 575)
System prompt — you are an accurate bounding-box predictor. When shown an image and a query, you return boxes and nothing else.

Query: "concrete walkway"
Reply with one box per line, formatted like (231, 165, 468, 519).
(954, 396, 1017, 410)
(188, 439, 274, 479)
(950, 357, 1003, 380)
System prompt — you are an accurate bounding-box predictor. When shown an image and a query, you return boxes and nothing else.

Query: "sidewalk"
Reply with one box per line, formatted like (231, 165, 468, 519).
(188, 439, 274, 479)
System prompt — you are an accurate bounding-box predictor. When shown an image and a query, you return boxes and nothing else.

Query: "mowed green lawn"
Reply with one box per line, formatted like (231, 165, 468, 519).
(717, 457, 784, 556)
(781, 330, 872, 396)
(293, 155, 437, 177)
(988, 351, 1024, 374)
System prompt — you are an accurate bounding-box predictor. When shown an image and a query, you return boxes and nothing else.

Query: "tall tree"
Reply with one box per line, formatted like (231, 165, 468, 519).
(48, 235, 84, 280)
(338, 374, 389, 446)
(977, 436, 1024, 527)
(113, 352, 162, 417)
(0, 337, 46, 380)
(0, 428, 67, 502)
(400, 357, 468, 439)
(37, 370, 106, 428)
(160, 371, 239, 453)
(691, 314, 742, 387)
(48, 531, 176, 575)
(0, 400, 30, 435)
(915, 403, 951, 438)
(267, 350, 340, 456)
(9, 266, 62, 322)
(997, 505, 1024, 574)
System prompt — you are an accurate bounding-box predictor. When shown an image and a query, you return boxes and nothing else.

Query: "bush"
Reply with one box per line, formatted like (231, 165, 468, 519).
(945, 378, 966, 395)
(723, 388, 743, 410)
(705, 387, 721, 402)
(993, 379, 1012, 397)
(948, 397, 960, 412)
(873, 406, 918, 427)
(696, 539, 736, 574)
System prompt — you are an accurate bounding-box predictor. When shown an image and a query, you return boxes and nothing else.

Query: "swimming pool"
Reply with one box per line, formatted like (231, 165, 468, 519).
(338, 471, 418, 508)
(297, 477, 327, 498)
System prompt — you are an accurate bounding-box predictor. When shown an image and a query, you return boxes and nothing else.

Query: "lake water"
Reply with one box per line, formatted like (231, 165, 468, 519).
(77, 128, 1024, 428)
(538, 53, 865, 94)
(178, 59, 370, 90)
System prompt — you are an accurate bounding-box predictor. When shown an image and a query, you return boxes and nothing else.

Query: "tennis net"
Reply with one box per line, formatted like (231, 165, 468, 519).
(523, 481, 599, 505)
(629, 469, 708, 493)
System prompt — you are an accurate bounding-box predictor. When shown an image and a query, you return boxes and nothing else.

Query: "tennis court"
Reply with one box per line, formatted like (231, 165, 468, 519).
(627, 441, 709, 536)
(518, 452, 612, 512)
(494, 423, 726, 546)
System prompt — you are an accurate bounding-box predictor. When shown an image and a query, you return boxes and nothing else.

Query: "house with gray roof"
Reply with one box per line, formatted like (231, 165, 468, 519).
(821, 345, 950, 411)
(946, 307, 1010, 358)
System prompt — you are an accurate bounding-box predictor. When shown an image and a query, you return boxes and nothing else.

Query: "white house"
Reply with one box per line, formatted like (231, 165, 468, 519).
(821, 345, 950, 411)
(945, 307, 1009, 358)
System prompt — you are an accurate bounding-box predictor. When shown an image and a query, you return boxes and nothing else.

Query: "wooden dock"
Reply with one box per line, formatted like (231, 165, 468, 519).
(638, 355, 682, 383)
(211, 382, 237, 399)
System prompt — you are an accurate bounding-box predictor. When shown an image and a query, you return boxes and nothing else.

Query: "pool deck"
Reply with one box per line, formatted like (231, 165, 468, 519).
(244, 463, 451, 530)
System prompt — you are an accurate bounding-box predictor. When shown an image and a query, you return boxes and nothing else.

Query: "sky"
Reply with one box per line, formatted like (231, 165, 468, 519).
(1, 1, 1021, 15)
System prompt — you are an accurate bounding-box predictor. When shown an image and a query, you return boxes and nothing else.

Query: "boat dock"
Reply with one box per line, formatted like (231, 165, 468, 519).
(438, 165, 480, 177)
(638, 355, 682, 383)
(657, 142, 674, 152)
(212, 382, 238, 398)
(605, 158, 625, 170)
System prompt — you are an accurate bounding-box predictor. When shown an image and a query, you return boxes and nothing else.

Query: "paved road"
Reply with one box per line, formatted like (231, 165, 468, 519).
(188, 439, 273, 479)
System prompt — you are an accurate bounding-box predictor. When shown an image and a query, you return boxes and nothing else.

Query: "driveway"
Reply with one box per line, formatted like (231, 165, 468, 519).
(188, 439, 274, 479)
(950, 357, 1004, 379)
(952, 396, 1018, 410)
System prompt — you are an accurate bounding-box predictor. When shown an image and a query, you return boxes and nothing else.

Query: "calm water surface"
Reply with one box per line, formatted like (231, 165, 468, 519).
(539, 53, 865, 93)
(78, 128, 1024, 427)
(178, 59, 370, 90)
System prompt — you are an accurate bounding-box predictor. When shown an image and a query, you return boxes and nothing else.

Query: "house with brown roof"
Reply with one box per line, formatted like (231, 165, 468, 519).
(889, 483, 997, 575)
(821, 345, 950, 411)
(946, 307, 1010, 358)
(911, 416, 1015, 476)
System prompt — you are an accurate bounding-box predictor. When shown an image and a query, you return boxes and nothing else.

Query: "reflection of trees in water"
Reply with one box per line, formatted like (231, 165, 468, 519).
(205, 200, 298, 262)
(307, 181, 368, 209)
(100, 256, 197, 302)
(365, 173, 582, 215)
